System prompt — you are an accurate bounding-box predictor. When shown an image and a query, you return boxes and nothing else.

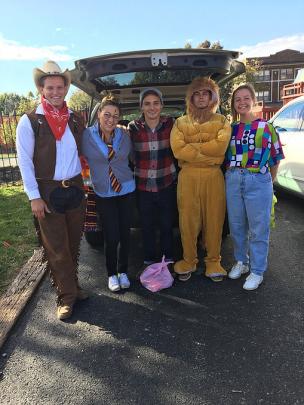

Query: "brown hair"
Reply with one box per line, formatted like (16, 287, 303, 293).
(39, 75, 68, 87)
(230, 83, 256, 122)
(99, 94, 121, 114)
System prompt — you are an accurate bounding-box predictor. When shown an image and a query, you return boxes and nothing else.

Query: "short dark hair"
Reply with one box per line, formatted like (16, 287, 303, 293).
(139, 88, 163, 107)
(39, 75, 68, 88)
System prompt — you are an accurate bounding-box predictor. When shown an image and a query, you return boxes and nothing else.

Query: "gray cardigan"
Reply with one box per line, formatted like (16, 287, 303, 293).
(82, 126, 134, 196)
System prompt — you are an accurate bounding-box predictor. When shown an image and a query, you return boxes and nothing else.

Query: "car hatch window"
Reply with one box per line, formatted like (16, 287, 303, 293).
(96, 69, 212, 89)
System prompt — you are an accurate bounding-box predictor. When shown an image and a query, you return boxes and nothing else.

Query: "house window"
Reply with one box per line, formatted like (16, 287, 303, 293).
(264, 70, 270, 81)
(255, 71, 263, 81)
(256, 90, 270, 102)
(280, 68, 293, 80)
(254, 70, 270, 81)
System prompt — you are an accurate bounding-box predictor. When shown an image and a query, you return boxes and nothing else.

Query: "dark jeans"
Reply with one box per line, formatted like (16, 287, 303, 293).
(137, 184, 175, 263)
(95, 192, 134, 277)
(49, 185, 85, 214)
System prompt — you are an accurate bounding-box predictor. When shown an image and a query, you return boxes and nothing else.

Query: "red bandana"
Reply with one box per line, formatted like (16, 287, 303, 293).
(41, 96, 69, 141)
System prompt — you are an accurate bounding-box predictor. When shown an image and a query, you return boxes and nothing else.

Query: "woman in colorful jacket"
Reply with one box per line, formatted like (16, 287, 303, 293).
(82, 95, 135, 292)
(225, 83, 284, 290)
(170, 77, 231, 282)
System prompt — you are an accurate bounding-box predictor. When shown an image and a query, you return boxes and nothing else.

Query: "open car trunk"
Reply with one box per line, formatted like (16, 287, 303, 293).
(69, 48, 245, 124)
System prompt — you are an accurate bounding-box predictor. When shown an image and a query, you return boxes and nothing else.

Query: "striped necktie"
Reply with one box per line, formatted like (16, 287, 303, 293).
(102, 132, 122, 193)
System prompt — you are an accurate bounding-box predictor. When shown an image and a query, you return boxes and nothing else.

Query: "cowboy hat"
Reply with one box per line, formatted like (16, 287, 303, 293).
(33, 60, 71, 90)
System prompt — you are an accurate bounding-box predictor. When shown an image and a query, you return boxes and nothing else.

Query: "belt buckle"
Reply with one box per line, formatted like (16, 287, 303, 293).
(61, 180, 70, 188)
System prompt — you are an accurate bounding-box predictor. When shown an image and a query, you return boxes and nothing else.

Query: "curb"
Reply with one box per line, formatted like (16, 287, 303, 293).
(0, 248, 47, 349)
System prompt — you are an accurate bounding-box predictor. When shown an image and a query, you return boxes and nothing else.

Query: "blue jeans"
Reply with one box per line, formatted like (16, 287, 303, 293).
(225, 168, 273, 276)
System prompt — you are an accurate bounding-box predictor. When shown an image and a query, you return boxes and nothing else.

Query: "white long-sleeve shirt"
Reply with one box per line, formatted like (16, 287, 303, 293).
(16, 104, 82, 200)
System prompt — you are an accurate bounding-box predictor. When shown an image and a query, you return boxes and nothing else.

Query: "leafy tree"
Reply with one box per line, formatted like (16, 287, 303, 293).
(98, 77, 119, 89)
(220, 58, 261, 116)
(0, 116, 18, 147)
(16, 92, 39, 115)
(210, 41, 223, 50)
(197, 40, 211, 49)
(184, 42, 192, 49)
(233, 58, 261, 87)
(0, 92, 39, 115)
(0, 93, 21, 114)
(68, 90, 92, 110)
(195, 40, 223, 49)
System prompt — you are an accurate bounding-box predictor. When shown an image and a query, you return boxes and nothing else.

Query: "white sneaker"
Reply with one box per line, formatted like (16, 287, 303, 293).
(243, 273, 263, 291)
(228, 261, 249, 279)
(119, 273, 130, 289)
(108, 275, 120, 292)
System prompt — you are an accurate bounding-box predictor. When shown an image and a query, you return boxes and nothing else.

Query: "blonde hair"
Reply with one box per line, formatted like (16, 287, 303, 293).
(230, 83, 256, 122)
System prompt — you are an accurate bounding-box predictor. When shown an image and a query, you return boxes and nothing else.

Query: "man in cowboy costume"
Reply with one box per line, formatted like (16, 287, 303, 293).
(16, 61, 87, 320)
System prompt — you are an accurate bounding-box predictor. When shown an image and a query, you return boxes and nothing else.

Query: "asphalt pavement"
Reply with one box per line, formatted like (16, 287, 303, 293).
(0, 190, 303, 405)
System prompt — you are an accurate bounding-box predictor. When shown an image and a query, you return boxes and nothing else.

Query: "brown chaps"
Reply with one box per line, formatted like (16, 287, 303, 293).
(37, 175, 85, 305)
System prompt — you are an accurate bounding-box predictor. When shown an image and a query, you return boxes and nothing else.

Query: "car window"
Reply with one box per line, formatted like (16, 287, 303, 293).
(96, 69, 209, 89)
(300, 114, 304, 131)
(272, 101, 304, 132)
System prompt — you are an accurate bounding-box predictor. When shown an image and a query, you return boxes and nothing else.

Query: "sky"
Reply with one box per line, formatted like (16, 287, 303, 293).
(1, 0, 304, 97)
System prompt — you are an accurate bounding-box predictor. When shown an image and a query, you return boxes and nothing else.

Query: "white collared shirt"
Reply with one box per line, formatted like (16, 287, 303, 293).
(16, 104, 82, 200)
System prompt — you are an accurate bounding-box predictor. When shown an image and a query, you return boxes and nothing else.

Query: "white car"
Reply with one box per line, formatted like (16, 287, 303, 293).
(269, 95, 304, 198)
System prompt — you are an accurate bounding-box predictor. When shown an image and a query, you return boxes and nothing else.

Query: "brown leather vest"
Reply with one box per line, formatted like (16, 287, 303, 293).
(27, 110, 84, 179)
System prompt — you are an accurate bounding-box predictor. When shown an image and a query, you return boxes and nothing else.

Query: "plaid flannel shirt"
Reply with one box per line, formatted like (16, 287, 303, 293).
(128, 116, 177, 192)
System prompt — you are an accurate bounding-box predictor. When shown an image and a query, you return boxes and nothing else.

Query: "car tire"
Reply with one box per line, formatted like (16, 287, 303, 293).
(84, 230, 104, 248)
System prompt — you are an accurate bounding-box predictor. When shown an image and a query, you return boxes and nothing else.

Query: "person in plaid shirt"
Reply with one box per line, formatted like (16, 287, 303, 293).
(128, 88, 177, 270)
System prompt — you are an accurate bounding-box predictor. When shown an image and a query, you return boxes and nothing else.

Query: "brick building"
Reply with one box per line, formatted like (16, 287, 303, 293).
(247, 49, 304, 118)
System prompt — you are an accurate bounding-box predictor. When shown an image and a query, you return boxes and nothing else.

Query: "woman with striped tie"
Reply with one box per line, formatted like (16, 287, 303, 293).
(82, 95, 135, 292)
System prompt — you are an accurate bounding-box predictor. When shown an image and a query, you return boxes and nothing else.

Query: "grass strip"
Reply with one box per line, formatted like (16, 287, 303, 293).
(0, 185, 38, 293)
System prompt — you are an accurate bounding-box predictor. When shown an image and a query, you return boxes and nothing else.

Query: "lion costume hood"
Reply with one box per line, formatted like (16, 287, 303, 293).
(186, 76, 220, 123)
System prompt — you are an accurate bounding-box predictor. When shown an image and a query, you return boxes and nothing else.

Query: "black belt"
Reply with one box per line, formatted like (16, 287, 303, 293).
(60, 179, 77, 188)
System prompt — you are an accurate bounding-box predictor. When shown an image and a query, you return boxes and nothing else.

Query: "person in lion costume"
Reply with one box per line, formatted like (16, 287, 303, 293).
(170, 76, 231, 282)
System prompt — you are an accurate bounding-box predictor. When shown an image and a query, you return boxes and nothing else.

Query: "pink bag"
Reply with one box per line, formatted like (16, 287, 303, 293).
(140, 256, 174, 292)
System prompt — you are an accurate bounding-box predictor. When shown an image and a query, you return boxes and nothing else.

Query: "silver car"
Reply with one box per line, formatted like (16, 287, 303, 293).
(269, 95, 304, 198)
